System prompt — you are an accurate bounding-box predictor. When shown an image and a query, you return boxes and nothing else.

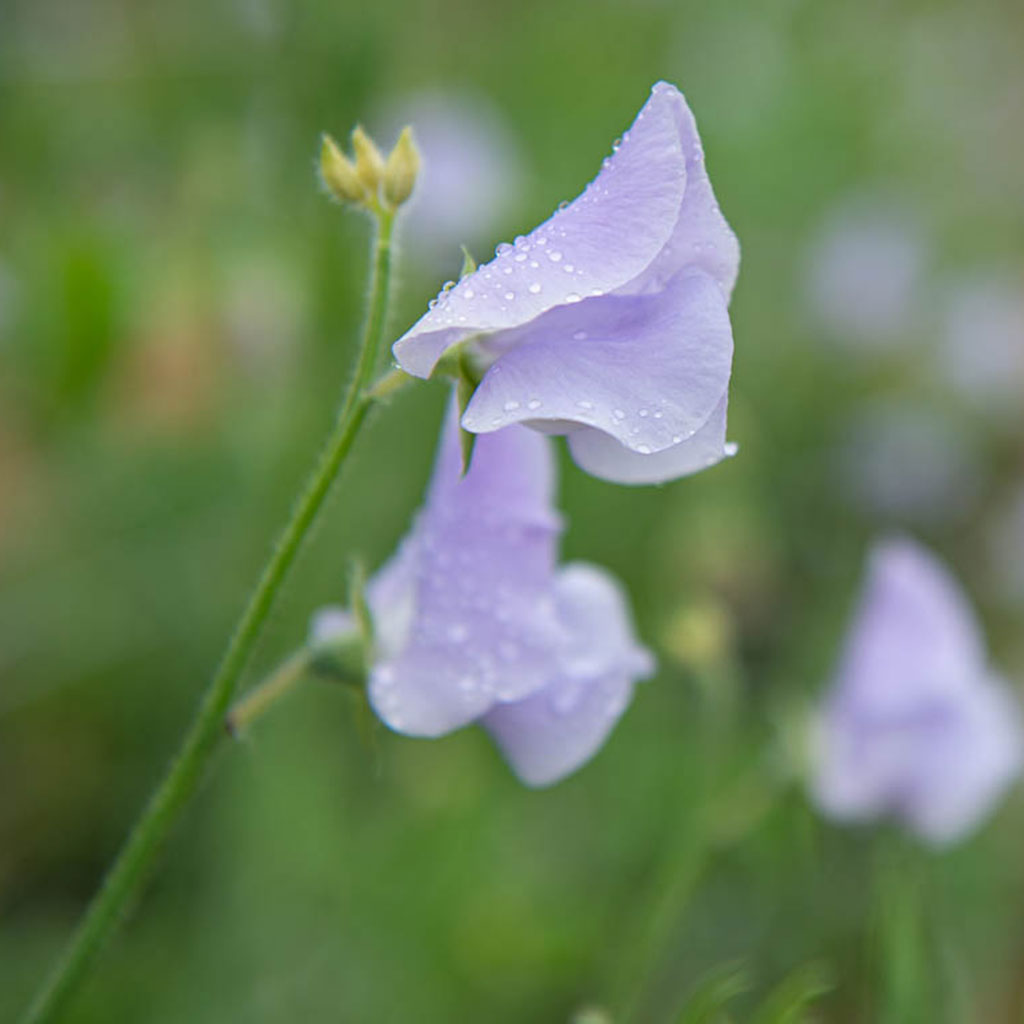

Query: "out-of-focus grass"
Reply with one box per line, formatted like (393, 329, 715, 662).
(2, 0, 1024, 1020)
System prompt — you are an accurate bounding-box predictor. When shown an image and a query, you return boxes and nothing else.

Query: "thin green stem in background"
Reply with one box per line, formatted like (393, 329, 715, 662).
(21, 207, 400, 1024)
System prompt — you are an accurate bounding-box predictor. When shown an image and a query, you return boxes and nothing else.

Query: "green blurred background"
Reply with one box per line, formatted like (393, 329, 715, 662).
(2, 0, 1024, 1020)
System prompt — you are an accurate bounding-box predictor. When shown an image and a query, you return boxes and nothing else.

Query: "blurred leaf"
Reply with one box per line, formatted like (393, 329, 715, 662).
(674, 961, 750, 1023)
(750, 963, 833, 1024)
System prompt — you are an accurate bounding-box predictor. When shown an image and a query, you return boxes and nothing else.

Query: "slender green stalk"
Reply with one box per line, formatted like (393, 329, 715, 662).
(21, 208, 398, 1024)
(224, 649, 313, 735)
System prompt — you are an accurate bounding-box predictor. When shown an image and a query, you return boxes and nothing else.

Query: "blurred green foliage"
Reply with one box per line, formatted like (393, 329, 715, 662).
(2, 0, 1024, 1020)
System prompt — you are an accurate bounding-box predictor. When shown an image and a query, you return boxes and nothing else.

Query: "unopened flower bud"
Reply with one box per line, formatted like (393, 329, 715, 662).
(383, 126, 421, 208)
(350, 125, 385, 194)
(320, 133, 367, 205)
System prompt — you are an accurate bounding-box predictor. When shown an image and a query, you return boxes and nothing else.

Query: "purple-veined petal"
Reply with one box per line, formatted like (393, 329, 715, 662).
(392, 83, 689, 377)
(567, 393, 735, 485)
(462, 269, 733, 458)
(367, 405, 565, 737)
(483, 563, 655, 786)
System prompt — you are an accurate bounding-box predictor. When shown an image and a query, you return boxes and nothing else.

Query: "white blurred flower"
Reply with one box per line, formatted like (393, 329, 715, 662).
(376, 91, 527, 269)
(837, 400, 981, 526)
(805, 195, 926, 350)
(937, 273, 1024, 419)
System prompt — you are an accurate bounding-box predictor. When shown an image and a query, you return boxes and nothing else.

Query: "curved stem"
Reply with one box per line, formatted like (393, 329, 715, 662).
(21, 208, 398, 1024)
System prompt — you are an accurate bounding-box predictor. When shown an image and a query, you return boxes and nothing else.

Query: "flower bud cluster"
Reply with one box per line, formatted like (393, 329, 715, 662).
(320, 125, 420, 213)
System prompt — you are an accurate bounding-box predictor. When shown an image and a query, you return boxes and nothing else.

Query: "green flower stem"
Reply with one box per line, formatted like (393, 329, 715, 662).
(224, 649, 313, 736)
(22, 207, 400, 1024)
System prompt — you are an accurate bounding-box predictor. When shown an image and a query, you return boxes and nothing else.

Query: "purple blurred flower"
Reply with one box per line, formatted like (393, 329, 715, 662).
(804, 195, 926, 351)
(393, 82, 739, 485)
(316, 398, 654, 786)
(811, 537, 1022, 845)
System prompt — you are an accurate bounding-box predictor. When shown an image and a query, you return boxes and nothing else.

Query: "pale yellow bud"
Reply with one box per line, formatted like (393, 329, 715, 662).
(350, 125, 385, 195)
(319, 133, 367, 205)
(382, 126, 421, 208)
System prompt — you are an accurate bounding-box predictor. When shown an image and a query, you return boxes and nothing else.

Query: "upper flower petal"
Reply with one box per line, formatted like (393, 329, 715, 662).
(462, 268, 733, 456)
(482, 563, 655, 786)
(393, 82, 690, 377)
(367, 404, 565, 737)
(567, 392, 734, 485)
(619, 85, 740, 300)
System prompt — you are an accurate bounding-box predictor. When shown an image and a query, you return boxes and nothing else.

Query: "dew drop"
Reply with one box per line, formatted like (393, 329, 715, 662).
(514, 252, 527, 262)
(612, 408, 625, 420)
(672, 434, 683, 444)
(527, 398, 542, 410)
(566, 292, 582, 303)
(528, 282, 542, 294)
(548, 250, 563, 262)
(636, 444, 652, 454)
(463, 288, 475, 299)
(496, 242, 513, 256)
(557, 200, 570, 211)
(724, 442, 739, 457)
(564, 264, 575, 273)
(576, 399, 593, 410)
(504, 291, 515, 300)
(638, 408, 649, 418)
(503, 400, 521, 411)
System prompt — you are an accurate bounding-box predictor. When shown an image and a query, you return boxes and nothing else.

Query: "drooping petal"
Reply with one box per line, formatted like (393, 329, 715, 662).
(367, 405, 565, 737)
(620, 85, 740, 300)
(392, 83, 690, 377)
(567, 393, 734, 485)
(483, 563, 654, 786)
(462, 269, 733, 459)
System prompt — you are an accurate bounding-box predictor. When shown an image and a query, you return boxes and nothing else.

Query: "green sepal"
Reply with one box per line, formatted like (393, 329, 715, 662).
(459, 244, 478, 278)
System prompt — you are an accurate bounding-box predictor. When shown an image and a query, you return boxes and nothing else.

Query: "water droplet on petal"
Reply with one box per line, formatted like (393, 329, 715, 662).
(504, 291, 515, 300)
(527, 399, 541, 410)
(566, 292, 581, 303)
(503, 400, 520, 412)
(528, 282, 541, 294)
(613, 409, 625, 420)
(548, 251, 563, 262)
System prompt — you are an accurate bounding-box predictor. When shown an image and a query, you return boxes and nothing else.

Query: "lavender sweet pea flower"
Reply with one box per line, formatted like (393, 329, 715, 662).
(392, 82, 739, 485)
(811, 537, 1023, 845)
(317, 398, 654, 786)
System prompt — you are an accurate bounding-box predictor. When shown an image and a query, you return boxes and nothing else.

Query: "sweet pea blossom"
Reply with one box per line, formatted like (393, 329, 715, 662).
(810, 537, 1023, 845)
(315, 398, 654, 786)
(392, 82, 739, 485)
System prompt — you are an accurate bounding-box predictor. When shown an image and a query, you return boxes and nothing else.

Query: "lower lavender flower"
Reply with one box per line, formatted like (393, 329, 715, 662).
(315, 396, 654, 786)
(810, 537, 1023, 845)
